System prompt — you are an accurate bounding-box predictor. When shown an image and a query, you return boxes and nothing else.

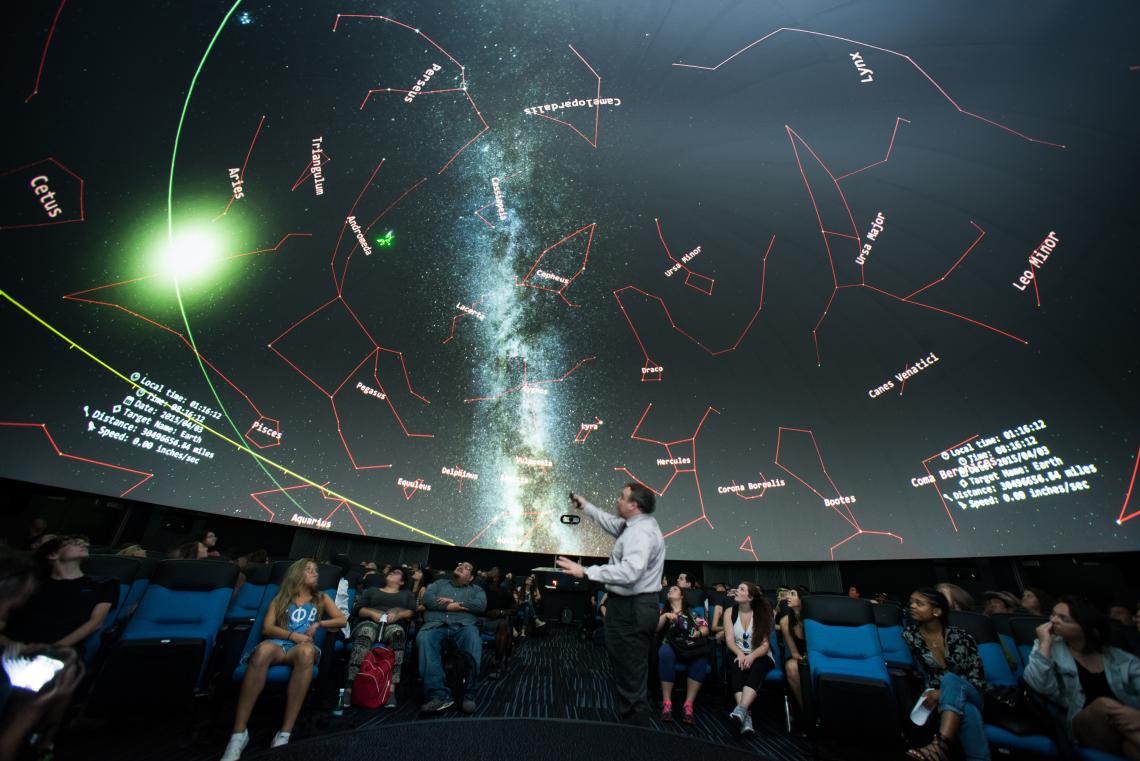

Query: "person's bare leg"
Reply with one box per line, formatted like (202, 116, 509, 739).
(233, 643, 286, 732)
(280, 644, 317, 733)
(785, 659, 803, 708)
(1074, 698, 1125, 753)
(740, 686, 758, 710)
(938, 709, 961, 741)
(684, 678, 701, 704)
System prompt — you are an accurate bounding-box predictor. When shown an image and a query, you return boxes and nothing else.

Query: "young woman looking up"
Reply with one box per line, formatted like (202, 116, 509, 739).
(221, 558, 345, 761)
(723, 582, 774, 737)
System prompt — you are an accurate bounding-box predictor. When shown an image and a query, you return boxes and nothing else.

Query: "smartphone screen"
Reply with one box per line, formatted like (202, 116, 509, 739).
(2, 652, 64, 691)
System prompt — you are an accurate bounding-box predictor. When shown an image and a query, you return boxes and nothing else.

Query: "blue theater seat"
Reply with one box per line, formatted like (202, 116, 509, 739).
(231, 562, 343, 689)
(94, 559, 238, 704)
(950, 611, 1060, 759)
(988, 612, 1023, 677)
(79, 554, 137, 666)
(800, 595, 902, 749)
(117, 556, 158, 624)
(225, 563, 274, 622)
(1009, 615, 1050, 670)
(873, 601, 913, 669)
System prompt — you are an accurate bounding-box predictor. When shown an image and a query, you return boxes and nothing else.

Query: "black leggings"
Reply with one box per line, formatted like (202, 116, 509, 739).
(728, 654, 774, 693)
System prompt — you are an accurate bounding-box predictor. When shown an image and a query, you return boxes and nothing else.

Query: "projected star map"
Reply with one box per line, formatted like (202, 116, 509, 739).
(2, 0, 1138, 561)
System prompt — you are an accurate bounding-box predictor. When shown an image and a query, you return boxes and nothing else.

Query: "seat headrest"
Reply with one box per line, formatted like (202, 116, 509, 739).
(802, 594, 874, 626)
(1008, 615, 1049, 646)
(83, 555, 141, 584)
(872, 601, 902, 627)
(268, 560, 343, 591)
(948, 610, 998, 644)
(151, 559, 239, 591)
(243, 563, 274, 585)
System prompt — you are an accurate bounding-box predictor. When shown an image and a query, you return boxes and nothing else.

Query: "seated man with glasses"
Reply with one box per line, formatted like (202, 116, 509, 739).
(416, 561, 487, 713)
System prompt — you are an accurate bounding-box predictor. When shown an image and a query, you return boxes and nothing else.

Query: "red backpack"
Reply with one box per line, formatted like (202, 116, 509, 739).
(351, 646, 395, 709)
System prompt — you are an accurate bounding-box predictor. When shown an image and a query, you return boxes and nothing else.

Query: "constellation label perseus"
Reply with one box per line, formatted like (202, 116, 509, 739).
(1, 0, 1135, 561)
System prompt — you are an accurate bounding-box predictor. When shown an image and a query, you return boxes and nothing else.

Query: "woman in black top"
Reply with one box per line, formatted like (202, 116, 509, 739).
(777, 587, 808, 710)
(902, 587, 989, 761)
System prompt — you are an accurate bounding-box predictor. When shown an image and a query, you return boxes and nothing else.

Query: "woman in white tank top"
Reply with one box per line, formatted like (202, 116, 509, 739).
(723, 581, 775, 736)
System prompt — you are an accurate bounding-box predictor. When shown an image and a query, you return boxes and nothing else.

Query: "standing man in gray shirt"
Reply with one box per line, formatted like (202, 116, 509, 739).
(416, 561, 487, 713)
(557, 483, 665, 726)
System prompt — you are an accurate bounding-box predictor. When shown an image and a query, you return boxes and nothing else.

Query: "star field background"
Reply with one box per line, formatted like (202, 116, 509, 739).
(1, 0, 1138, 561)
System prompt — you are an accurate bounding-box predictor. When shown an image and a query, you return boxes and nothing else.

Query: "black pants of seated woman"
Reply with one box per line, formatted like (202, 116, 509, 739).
(728, 656, 774, 693)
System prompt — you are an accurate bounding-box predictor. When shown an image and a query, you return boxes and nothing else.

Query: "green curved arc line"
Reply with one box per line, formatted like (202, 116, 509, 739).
(0, 289, 454, 546)
(166, 0, 312, 519)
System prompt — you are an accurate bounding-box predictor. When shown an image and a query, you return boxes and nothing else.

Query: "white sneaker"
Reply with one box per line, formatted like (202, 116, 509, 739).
(271, 731, 291, 748)
(729, 705, 746, 726)
(220, 731, 249, 761)
(741, 712, 755, 736)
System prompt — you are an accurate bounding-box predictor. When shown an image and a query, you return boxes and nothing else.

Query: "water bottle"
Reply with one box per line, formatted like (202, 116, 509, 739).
(333, 687, 346, 716)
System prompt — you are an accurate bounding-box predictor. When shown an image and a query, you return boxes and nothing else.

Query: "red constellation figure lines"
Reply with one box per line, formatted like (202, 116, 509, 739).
(0, 157, 85, 231)
(834, 117, 911, 182)
(786, 124, 1026, 365)
(673, 28, 1064, 148)
(330, 159, 426, 295)
(774, 426, 903, 559)
(530, 44, 604, 148)
(727, 470, 777, 500)
(466, 508, 554, 549)
(270, 160, 432, 471)
(656, 217, 716, 295)
(249, 482, 367, 534)
(516, 223, 596, 307)
(473, 170, 522, 229)
(442, 294, 486, 345)
(575, 417, 604, 444)
(463, 356, 596, 404)
(335, 14, 489, 174)
(0, 422, 153, 497)
(613, 403, 719, 539)
(213, 114, 266, 221)
(25, 0, 68, 102)
(1116, 444, 1140, 526)
(919, 433, 978, 532)
(613, 234, 775, 382)
(292, 148, 331, 192)
(739, 536, 759, 561)
(62, 233, 310, 437)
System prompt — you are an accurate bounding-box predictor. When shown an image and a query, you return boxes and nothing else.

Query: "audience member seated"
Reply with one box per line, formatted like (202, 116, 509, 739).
(116, 544, 147, 558)
(1107, 599, 1140, 656)
(479, 568, 518, 679)
(1019, 586, 1054, 618)
(23, 518, 49, 551)
(514, 574, 545, 637)
(982, 590, 1021, 616)
(0, 548, 84, 761)
(177, 540, 208, 560)
(847, 585, 861, 599)
(1023, 595, 1140, 760)
(5, 536, 116, 657)
(416, 561, 486, 714)
(710, 582, 737, 643)
(221, 558, 346, 760)
(345, 566, 415, 708)
(903, 587, 989, 761)
(655, 585, 710, 724)
(723, 582, 774, 737)
(201, 530, 221, 558)
(777, 586, 808, 711)
(936, 582, 976, 613)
